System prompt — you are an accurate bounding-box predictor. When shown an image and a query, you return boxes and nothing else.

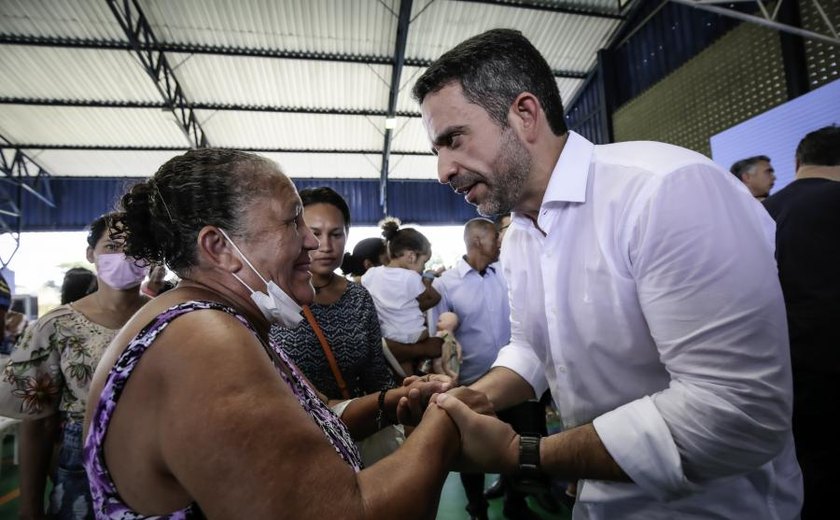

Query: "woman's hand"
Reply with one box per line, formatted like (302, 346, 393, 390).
(434, 393, 519, 474)
(393, 374, 453, 426)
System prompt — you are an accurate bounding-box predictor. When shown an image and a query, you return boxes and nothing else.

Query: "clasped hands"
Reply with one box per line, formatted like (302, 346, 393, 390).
(396, 375, 519, 474)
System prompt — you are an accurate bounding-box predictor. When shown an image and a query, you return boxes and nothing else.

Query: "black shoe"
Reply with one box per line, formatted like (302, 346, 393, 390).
(466, 503, 488, 520)
(503, 498, 541, 520)
(484, 477, 506, 500)
(534, 491, 562, 514)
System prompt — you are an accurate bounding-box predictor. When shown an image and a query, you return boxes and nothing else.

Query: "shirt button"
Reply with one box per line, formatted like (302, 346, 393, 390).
(558, 365, 567, 373)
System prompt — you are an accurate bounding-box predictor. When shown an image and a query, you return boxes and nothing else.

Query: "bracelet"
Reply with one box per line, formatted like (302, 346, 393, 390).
(376, 389, 390, 430)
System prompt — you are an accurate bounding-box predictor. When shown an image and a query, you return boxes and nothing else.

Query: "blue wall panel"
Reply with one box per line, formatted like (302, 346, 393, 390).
(614, 2, 738, 106)
(565, 70, 608, 144)
(14, 177, 479, 232)
(386, 180, 478, 225)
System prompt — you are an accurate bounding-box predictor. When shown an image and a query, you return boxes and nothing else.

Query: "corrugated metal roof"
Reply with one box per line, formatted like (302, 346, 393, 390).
(25, 149, 184, 177)
(142, 0, 398, 58)
(391, 117, 431, 153)
(168, 53, 391, 110)
(195, 110, 386, 150)
(0, 0, 632, 196)
(258, 152, 382, 178)
(0, 105, 189, 146)
(0, 46, 161, 102)
(556, 77, 587, 106)
(0, 0, 126, 40)
(406, 1, 620, 73)
(388, 154, 438, 180)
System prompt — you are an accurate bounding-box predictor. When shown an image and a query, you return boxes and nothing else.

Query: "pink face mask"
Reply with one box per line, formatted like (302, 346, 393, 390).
(96, 253, 148, 290)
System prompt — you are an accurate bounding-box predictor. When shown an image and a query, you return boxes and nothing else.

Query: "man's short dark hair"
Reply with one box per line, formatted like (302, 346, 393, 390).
(412, 28, 567, 136)
(730, 155, 771, 180)
(796, 126, 840, 167)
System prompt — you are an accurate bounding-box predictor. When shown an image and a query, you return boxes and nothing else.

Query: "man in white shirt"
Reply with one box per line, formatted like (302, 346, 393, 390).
(730, 155, 776, 201)
(413, 28, 802, 519)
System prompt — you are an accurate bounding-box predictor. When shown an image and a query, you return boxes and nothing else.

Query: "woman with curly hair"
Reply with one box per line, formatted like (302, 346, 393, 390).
(0, 212, 149, 520)
(80, 149, 484, 519)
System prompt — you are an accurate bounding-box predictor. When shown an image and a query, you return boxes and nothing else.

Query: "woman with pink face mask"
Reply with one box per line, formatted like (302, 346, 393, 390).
(0, 212, 149, 520)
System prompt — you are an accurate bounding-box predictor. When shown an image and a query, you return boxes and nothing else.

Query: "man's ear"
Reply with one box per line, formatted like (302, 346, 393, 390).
(197, 226, 241, 271)
(509, 92, 541, 144)
(86, 246, 94, 264)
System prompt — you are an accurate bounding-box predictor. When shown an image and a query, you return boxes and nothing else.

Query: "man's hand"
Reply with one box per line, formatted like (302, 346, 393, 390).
(445, 386, 494, 416)
(396, 379, 495, 425)
(434, 393, 519, 474)
(394, 374, 453, 425)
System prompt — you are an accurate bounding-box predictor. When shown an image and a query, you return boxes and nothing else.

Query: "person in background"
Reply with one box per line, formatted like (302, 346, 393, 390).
(271, 187, 395, 400)
(430, 218, 538, 520)
(341, 237, 389, 283)
(82, 148, 483, 519)
(415, 28, 800, 518)
(0, 270, 11, 355)
(731, 155, 776, 200)
(140, 264, 177, 297)
(764, 125, 840, 519)
(496, 213, 512, 249)
(61, 267, 98, 305)
(362, 219, 441, 375)
(0, 213, 149, 520)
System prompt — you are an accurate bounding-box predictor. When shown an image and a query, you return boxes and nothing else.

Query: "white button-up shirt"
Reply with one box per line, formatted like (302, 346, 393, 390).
(494, 132, 802, 518)
(430, 258, 510, 385)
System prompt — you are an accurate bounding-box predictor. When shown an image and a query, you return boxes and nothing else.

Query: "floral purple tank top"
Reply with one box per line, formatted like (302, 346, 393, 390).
(84, 301, 362, 519)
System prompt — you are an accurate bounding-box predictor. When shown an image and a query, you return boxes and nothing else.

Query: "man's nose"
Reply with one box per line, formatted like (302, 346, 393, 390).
(437, 150, 457, 185)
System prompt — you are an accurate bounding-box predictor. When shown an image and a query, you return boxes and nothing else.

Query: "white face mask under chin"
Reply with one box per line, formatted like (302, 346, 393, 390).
(218, 229, 304, 328)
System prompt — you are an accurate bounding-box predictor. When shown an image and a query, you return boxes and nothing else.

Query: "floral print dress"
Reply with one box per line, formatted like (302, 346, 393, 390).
(1, 304, 118, 419)
(0, 303, 119, 519)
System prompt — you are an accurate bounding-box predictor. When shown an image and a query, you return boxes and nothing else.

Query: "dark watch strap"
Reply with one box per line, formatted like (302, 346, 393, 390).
(518, 435, 541, 479)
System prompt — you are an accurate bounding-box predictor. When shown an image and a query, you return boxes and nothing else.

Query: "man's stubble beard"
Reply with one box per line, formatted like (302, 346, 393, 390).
(477, 128, 532, 218)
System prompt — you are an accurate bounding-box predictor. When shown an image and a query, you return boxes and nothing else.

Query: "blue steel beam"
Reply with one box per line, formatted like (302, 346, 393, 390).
(0, 140, 56, 266)
(380, 0, 414, 216)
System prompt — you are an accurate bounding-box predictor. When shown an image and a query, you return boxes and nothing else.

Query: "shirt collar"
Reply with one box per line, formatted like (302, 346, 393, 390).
(542, 131, 594, 205)
(457, 257, 497, 278)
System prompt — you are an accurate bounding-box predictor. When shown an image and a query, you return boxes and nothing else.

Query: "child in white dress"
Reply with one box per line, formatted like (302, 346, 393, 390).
(362, 218, 441, 375)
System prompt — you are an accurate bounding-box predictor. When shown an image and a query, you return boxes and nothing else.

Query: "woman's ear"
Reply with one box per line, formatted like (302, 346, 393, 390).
(86, 246, 95, 264)
(197, 226, 241, 271)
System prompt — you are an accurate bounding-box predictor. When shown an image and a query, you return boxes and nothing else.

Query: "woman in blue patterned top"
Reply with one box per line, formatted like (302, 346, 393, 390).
(271, 187, 395, 399)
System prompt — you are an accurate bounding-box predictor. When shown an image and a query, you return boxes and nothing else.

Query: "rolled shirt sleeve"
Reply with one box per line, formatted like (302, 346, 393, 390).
(593, 165, 792, 498)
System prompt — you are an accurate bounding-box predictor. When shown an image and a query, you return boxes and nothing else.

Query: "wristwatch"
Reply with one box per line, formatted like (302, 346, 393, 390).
(518, 435, 542, 479)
